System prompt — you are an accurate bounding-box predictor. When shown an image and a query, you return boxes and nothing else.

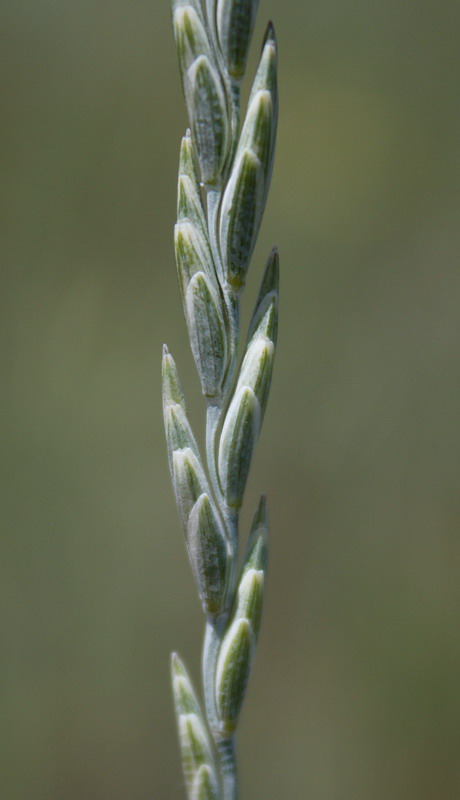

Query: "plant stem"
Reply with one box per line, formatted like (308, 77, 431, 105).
(227, 82, 241, 167)
(217, 736, 238, 800)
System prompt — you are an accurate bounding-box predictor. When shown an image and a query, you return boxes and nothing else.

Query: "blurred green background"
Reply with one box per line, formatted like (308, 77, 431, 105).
(2, 1, 460, 798)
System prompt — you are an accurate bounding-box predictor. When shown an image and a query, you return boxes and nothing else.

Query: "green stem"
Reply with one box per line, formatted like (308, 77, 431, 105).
(223, 508, 238, 607)
(217, 736, 238, 800)
(222, 290, 240, 397)
(227, 81, 241, 168)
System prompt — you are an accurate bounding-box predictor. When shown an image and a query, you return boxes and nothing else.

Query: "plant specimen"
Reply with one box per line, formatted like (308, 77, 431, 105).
(163, 1, 278, 798)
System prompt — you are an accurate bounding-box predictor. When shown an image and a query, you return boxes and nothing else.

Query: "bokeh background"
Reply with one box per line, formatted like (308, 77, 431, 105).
(2, 1, 460, 798)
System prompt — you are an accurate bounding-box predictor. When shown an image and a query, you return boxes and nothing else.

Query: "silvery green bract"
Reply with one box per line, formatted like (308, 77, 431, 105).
(172, 448, 208, 529)
(218, 386, 260, 509)
(187, 493, 229, 614)
(162, 346, 200, 470)
(173, 1, 229, 185)
(187, 55, 229, 186)
(162, 349, 228, 615)
(240, 494, 269, 579)
(185, 271, 227, 399)
(217, 0, 260, 80)
(192, 764, 220, 800)
(174, 221, 228, 398)
(246, 245, 279, 342)
(175, 220, 214, 293)
(215, 498, 268, 733)
(219, 24, 278, 289)
(218, 248, 278, 508)
(215, 618, 253, 735)
(172, 447, 228, 615)
(176, 136, 230, 396)
(166, 0, 279, 796)
(177, 131, 208, 238)
(171, 653, 220, 796)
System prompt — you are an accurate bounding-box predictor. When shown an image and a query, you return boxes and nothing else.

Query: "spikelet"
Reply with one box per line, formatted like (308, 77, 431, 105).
(162, 348, 228, 615)
(219, 24, 278, 290)
(218, 249, 279, 508)
(171, 653, 220, 796)
(217, 0, 260, 80)
(215, 497, 268, 733)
